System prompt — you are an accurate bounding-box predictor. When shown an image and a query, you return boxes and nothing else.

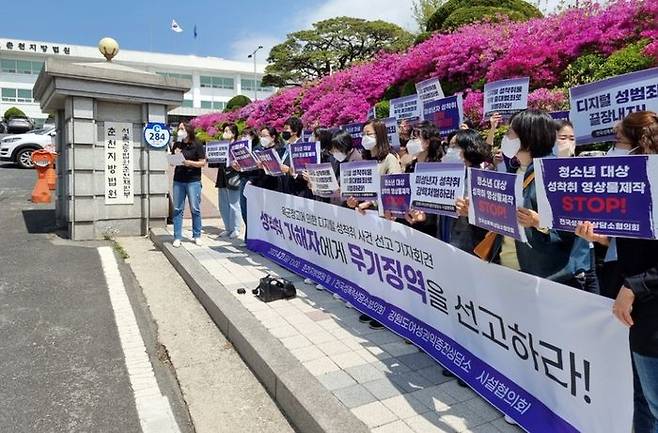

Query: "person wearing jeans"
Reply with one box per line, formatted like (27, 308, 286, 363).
(214, 123, 242, 238)
(171, 122, 206, 247)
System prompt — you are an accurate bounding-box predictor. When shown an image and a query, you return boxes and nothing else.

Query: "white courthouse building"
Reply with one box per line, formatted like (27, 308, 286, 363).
(0, 37, 274, 127)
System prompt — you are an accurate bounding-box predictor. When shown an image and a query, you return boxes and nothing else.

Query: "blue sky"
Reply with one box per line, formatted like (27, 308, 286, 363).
(3, 0, 563, 64)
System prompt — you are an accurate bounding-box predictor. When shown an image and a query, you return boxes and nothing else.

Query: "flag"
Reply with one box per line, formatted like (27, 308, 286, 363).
(171, 20, 183, 33)
(193, 24, 198, 39)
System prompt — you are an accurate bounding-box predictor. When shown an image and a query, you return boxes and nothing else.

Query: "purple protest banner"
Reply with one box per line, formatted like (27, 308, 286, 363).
(289, 141, 320, 173)
(254, 148, 283, 176)
(468, 168, 527, 242)
(382, 117, 401, 150)
(341, 122, 364, 150)
(411, 162, 465, 216)
(306, 162, 339, 197)
(535, 155, 658, 239)
(230, 143, 259, 171)
(389, 94, 421, 122)
(422, 95, 464, 137)
(380, 173, 411, 215)
(569, 67, 658, 145)
(226, 139, 250, 167)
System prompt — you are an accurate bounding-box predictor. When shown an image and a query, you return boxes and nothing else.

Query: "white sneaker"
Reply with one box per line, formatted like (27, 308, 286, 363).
(194, 237, 202, 246)
(504, 415, 518, 425)
(345, 302, 353, 309)
(172, 239, 181, 248)
(217, 230, 228, 238)
(229, 231, 241, 239)
(304, 278, 313, 285)
(316, 284, 324, 291)
(333, 293, 342, 301)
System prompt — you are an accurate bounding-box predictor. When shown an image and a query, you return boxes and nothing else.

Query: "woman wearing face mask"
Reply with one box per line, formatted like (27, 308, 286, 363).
(398, 121, 444, 237)
(213, 123, 242, 239)
(459, 109, 573, 277)
(575, 111, 658, 433)
(171, 122, 206, 248)
(346, 120, 401, 214)
(253, 126, 290, 192)
(554, 120, 576, 157)
(329, 130, 362, 178)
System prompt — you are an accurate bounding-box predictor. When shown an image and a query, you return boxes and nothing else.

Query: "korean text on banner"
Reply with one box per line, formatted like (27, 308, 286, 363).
(535, 155, 658, 239)
(415, 77, 445, 104)
(206, 140, 229, 164)
(306, 163, 339, 197)
(340, 122, 364, 150)
(245, 184, 632, 433)
(423, 95, 464, 137)
(290, 141, 320, 173)
(484, 77, 530, 118)
(340, 160, 380, 200)
(468, 168, 527, 242)
(389, 94, 421, 122)
(381, 173, 412, 215)
(230, 143, 259, 171)
(226, 140, 250, 167)
(254, 148, 283, 176)
(104, 121, 133, 205)
(569, 67, 658, 145)
(411, 162, 465, 216)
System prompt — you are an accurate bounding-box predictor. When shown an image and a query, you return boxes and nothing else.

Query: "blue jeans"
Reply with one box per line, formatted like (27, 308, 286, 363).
(172, 181, 202, 240)
(218, 187, 242, 234)
(634, 352, 658, 433)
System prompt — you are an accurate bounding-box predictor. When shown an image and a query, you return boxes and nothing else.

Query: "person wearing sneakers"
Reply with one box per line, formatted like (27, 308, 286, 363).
(171, 122, 206, 248)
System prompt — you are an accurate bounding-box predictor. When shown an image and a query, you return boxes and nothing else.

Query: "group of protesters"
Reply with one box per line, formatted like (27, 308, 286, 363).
(170, 109, 658, 432)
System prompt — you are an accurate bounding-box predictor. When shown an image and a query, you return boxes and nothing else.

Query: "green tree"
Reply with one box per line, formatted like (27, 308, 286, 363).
(224, 95, 252, 112)
(4, 107, 26, 120)
(262, 17, 414, 87)
(411, 0, 447, 30)
(426, 0, 542, 32)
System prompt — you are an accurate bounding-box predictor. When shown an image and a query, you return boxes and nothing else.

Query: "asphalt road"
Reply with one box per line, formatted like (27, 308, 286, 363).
(0, 163, 191, 433)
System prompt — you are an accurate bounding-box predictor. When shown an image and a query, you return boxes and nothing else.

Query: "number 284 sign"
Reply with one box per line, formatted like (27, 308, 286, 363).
(143, 123, 171, 149)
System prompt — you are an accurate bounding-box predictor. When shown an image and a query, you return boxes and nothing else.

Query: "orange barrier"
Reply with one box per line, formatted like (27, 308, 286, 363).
(31, 150, 57, 203)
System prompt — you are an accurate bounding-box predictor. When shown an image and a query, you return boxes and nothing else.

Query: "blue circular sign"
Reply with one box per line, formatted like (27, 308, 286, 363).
(143, 122, 171, 149)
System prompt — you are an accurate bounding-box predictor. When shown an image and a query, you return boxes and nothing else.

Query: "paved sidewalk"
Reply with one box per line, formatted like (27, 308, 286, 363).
(172, 225, 523, 433)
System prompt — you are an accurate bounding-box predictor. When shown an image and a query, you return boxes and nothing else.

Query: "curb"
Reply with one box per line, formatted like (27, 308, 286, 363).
(150, 228, 370, 433)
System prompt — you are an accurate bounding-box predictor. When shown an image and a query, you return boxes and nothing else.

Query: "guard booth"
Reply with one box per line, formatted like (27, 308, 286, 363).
(32, 41, 190, 240)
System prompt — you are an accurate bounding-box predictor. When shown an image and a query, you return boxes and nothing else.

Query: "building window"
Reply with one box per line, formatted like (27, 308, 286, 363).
(200, 100, 212, 109)
(213, 101, 226, 110)
(1, 88, 17, 102)
(1, 59, 17, 73)
(17, 89, 33, 102)
(181, 99, 193, 108)
(241, 78, 272, 93)
(1, 58, 44, 74)
(200, 75, 234, 89)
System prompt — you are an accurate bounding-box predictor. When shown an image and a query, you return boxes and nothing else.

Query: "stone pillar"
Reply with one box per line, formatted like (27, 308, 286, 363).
(33, 58, 190, 240)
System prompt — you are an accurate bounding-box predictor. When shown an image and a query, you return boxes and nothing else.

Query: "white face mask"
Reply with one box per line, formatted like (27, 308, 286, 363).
(177, 129, 188, 141)
(607, 145, 638, 156)
(501, 135, 521, 158)
(406, 138, 423, 157)
(553, 140, 575, 157)
(361, 135, 376, 150)
(222, 131, 233, 140)
(443, 147, 463, 163)
(332, 151, 347, 162)
(260, 137, 273, 148)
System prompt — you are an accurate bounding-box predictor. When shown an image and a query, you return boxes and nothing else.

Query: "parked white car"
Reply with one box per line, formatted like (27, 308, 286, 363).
(0, 126, 56, 168)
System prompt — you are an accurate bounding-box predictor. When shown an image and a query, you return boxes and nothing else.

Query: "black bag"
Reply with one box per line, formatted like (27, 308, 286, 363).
(252, 275, 296, 302)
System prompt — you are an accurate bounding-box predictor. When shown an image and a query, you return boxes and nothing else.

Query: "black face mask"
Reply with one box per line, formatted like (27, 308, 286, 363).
(282, 131, 292, 141)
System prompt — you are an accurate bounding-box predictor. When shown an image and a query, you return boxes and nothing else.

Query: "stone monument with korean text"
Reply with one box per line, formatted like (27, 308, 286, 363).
(32, 38, 190, 240)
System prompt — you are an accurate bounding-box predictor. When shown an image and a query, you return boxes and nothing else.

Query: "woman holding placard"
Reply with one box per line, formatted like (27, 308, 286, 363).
(213, 123, 242, 239)
(576, 111, 658, 433)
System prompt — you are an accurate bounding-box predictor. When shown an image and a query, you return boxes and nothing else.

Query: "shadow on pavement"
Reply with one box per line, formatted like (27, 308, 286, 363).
(22, 209, 59, 234)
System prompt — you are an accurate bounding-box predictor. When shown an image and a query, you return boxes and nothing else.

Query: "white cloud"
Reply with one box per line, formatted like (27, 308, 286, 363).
(227, 34, 280, 65)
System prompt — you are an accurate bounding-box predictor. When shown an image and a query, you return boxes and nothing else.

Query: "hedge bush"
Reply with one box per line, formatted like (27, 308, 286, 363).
(427, 0, 542, 32)
(224, 95, 252, 112)
(4, 107, 26, 120)
(443, 6, 527, 30)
